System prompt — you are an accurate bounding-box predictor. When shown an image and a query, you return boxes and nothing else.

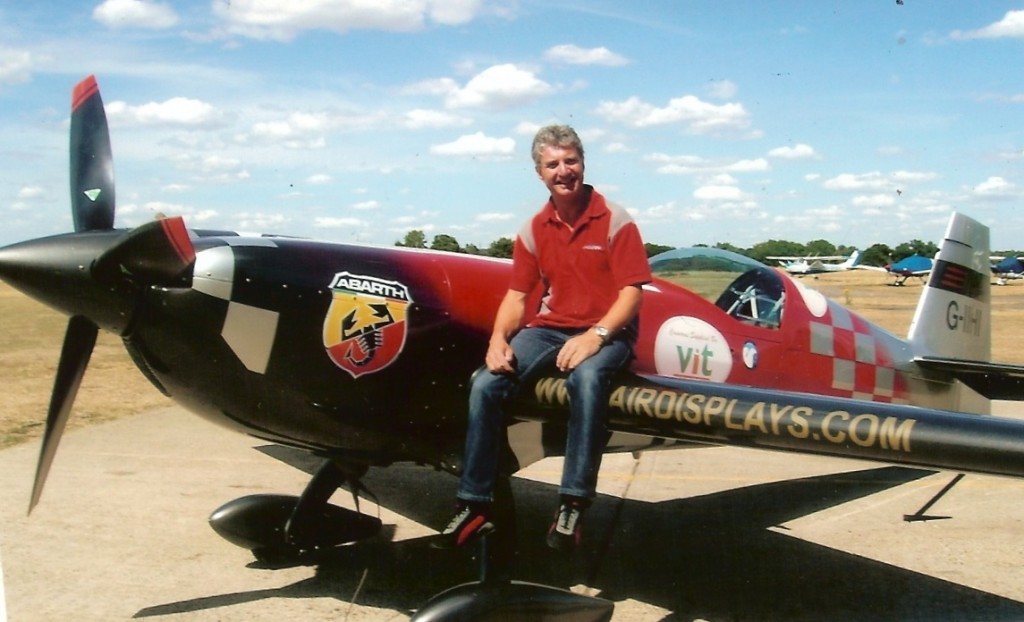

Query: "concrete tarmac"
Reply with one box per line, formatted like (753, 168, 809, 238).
(2, 404, 1024, 621)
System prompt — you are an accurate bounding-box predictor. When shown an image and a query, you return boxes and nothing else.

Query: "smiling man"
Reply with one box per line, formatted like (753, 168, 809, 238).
(437, 125, 652, 552)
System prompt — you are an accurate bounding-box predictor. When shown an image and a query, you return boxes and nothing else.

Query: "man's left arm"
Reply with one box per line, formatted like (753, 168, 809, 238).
(554, 284, 643, 372)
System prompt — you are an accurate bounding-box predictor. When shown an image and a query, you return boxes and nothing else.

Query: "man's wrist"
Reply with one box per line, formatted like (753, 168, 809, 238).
(592, 325, 610, 344)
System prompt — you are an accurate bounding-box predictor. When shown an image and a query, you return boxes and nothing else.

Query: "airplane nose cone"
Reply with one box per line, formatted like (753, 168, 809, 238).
(0, 231, 136, 334)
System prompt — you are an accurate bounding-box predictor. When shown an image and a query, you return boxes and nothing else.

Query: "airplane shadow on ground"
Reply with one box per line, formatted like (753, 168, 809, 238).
(135, 452, 1024, 621)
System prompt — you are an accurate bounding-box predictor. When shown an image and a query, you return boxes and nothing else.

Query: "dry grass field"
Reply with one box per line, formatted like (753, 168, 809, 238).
(2, 270, 1024, 449)
(0, 283, 171, 449)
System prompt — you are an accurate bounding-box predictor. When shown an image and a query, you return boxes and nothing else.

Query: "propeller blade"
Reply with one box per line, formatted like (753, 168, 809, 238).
(29, 315, 99, 514)
(92, 216, 196, 286)
(70, 75, 115, 232)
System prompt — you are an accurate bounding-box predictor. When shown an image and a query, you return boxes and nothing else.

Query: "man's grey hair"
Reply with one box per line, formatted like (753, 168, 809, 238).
(531, 125, 584, 168)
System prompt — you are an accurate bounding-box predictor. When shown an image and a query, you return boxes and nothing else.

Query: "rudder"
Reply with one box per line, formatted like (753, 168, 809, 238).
(906, 212, 990, 362)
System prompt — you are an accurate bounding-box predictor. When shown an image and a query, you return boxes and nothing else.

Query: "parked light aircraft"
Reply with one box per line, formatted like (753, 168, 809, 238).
(860, 254, 934, 286)
(5, 76, 1024, 621)
(767, 250, 862, 276)
(992, 256, 1024, 286)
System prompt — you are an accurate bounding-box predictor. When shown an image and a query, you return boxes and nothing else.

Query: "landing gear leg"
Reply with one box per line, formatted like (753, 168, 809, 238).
(413, 474, 613, 621)
(285, 460, 358, 548)
(480, 474, 516, 584)
(209, 459, 382, 565)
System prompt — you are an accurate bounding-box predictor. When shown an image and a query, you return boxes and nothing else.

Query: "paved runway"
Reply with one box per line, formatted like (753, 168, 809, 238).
(2, 404, 1024, 621)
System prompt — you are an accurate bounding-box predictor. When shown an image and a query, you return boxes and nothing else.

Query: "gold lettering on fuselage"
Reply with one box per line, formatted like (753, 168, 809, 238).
(534, 378, 916, 453)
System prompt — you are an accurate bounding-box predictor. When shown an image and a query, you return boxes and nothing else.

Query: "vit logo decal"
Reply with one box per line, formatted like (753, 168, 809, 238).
(654, 316, 732, 382)
(323, 272, 412, 378)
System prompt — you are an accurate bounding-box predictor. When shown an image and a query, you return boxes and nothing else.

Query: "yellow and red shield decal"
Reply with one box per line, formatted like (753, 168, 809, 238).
(323, 272, 412, 378)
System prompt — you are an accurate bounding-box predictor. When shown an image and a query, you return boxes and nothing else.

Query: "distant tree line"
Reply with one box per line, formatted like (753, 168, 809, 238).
(395, 230, 1018, 266)
(395, 230, 671, 259)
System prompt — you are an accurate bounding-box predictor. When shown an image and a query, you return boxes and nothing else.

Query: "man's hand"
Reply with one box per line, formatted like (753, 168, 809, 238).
(485, 339, 516, 373)
(555, 330, 604, 372)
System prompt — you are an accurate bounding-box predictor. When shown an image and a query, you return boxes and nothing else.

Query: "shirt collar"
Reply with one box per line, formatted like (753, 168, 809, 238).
(541, 185, 607, 226)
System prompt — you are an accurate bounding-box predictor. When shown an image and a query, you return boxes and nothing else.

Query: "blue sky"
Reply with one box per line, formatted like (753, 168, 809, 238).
(1, 1, 1023, 252)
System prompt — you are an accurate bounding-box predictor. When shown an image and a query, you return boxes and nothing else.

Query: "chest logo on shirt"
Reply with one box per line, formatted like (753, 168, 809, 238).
(323, 272, 412, 378)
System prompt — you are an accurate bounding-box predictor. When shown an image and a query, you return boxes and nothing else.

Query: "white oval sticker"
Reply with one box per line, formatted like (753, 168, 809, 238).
(654, 316, 733, 382)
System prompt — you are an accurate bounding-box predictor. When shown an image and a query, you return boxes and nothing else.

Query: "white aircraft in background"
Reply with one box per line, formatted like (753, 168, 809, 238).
(767, 250, 862, 276)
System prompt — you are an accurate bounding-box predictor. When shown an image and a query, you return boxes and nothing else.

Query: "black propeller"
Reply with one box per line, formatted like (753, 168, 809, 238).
(29, 316, 98, 512)
(27, 76, 115, 513)
(15, 75, 196, 512)
(70, 75, 115, 232)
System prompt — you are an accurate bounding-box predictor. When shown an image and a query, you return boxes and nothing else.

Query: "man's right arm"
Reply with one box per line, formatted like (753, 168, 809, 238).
(485, 289, 528, 373)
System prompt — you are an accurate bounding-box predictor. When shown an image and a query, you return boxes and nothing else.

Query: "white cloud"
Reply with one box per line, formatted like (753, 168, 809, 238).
(17, 186, 45, 200)
(93, 0, 179, 30)
(822, 172, 891, 191)
(891, 170, 938, 183)
(197, 155, 242, 173)
(596, 94, 751, 134)
(213, 0, 483, 41)
(0, 47, 32, 85)
(169, 153, 250, 182)
(316, 216, 370, 228)
(951, 10, 1024, 40)
(707, 80, 737, 100)
(403, 109, 472, 129)
(821, 170, 937, 197)
(514, 121, 544, 136)
(252, 112, 331, 138)
(973, 176, 1019, 199)
(852, 193, 897, 208)
(768, 143, 817, 160)
(694, 185, 745, 201)
(430, 132, 515, 158)
(117, 201, 217, 226)
(236, 212, 291, 231)
(242, 110, 380, 149)
(476, 212, 515, 222)
(648, 153, 769, 175)
(445, 64, 554, 110)
(544, 44, 629, 66)
(106, 97, 221, 127)
(427, 0, 484, 25)
(402, 77, 460, 97)
(306, 174, 332, 185)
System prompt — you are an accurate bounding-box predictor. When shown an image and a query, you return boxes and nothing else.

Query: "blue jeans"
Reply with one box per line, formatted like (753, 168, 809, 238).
(457, 326, 633, 504)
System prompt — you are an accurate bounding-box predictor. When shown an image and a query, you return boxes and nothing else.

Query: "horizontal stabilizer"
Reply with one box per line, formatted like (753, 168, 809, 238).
(914, 356, 1024, 401)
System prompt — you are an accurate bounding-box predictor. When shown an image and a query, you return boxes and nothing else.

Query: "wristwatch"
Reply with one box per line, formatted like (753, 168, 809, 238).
(593, 325, 610, 343)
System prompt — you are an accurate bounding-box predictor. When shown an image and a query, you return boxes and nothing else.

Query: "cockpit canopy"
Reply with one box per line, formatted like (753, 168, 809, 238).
(649, 247, 786, 328)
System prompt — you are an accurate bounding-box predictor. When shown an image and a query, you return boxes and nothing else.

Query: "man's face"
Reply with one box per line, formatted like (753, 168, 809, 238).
(536, 144, 584, 200)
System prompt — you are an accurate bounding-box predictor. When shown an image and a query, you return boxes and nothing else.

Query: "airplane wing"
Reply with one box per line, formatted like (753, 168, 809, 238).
(914, 356, 1024, 401)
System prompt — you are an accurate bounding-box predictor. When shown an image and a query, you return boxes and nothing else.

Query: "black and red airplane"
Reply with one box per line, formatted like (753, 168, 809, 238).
(4, 76, 1024, 621)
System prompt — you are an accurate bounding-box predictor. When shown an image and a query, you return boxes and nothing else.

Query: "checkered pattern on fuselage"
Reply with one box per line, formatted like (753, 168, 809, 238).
(808, 301, 908, 403)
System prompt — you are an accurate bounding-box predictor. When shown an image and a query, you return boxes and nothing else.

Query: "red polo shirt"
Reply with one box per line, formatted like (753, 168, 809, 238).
(511, 186, 651, 330)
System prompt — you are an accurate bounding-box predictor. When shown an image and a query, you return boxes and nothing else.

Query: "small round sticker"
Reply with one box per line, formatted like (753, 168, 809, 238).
(742, 341, 759, 369)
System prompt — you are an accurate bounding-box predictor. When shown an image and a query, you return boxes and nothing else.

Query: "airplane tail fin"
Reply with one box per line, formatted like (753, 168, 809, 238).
(906, 212, 990, 361)
(844, 250, 862, 269)
(908, 213, 1024, 402)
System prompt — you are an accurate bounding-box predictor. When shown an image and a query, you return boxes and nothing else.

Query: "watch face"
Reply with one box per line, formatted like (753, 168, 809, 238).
(595, 326, 609, 339)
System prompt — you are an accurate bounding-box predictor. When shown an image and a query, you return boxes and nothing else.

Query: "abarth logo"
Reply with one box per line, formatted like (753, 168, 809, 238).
(323, 272, 412, 378)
